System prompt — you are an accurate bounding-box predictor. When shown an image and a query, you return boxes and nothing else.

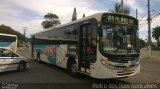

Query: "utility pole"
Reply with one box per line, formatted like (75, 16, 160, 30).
(23, 27, 27, 43)
(83, 13, 85, 17)
(121, 0, 124, 13)
(136, 9, 138, 19)
(147, 0, 152, 57)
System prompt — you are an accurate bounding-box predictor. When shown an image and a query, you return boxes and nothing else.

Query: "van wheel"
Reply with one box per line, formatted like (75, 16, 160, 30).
(68, 61, 79, 77)
(18, 62, 26, 71)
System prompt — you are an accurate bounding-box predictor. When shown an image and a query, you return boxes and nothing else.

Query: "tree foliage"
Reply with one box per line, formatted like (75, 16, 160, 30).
(41, 13, 61, 29)
(139, 39, 147, 48)
(71, 7, 77, 21)
(115, 3, 130, 14)
(109, 3, 130, 14)
(152, 26, 160, 47)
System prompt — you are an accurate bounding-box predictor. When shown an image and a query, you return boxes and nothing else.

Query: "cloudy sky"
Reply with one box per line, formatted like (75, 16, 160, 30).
(0, 0, 160, 40)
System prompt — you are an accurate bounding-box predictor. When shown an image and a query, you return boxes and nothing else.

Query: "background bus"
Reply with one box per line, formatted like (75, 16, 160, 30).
(31, 13, 140, 79)
(0, 33, 17, 52)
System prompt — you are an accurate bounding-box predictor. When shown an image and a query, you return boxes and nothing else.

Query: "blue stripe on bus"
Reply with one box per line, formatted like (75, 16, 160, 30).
(48, 56, 56, 64)
(0, 42, 11, 46)
(35, 45, 46, 48)
(35, 45, 46, 53)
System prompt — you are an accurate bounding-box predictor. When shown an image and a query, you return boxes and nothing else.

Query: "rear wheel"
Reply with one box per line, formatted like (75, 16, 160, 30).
(17, 62, 26, 71)
(68, 61, 79, 77)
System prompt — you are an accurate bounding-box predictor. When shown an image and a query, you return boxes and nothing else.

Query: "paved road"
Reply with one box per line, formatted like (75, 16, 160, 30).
(0, 47, 160, 89)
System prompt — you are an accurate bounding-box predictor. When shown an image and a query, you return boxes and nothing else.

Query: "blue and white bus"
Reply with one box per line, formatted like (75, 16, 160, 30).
(0, 33, 17, 52)
(31, 13, 140, 79)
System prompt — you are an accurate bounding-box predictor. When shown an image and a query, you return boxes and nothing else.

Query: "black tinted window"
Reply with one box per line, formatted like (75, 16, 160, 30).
(0, 35, 16, 42)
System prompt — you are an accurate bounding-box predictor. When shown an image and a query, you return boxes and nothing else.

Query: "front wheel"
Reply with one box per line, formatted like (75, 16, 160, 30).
(17, 62, 26, 71)
(68, 61, 79, 77)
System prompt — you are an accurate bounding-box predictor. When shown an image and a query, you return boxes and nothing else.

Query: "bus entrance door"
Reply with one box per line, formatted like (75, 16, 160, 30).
(78, 23, 95, 74)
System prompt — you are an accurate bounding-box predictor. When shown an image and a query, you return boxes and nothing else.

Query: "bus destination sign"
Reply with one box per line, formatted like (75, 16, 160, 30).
(102, 14, 138, 25)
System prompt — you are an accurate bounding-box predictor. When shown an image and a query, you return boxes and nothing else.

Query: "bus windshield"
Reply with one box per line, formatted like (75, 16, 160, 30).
(0, 35, 16, 46)
(0, 34, 17, 52)
(100, 24, 139, 55)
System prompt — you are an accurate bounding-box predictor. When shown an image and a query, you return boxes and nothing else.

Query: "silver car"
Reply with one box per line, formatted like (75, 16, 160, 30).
(0, 47, 29, 72)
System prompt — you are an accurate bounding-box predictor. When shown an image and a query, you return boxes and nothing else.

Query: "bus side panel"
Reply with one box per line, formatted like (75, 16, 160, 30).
(55, 44, 68, 69)
(34, 44, 68, 69)
(34, 44, 57, 65)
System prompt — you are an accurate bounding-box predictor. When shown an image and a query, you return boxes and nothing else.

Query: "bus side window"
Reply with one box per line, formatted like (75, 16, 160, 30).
(91, 27, 97, 49)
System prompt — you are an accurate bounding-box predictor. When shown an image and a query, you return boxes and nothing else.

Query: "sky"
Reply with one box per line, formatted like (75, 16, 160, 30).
(0, 0, 160, 40)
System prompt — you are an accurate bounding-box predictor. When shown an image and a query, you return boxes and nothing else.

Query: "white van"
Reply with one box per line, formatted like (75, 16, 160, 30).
(0, 47, 29, 72)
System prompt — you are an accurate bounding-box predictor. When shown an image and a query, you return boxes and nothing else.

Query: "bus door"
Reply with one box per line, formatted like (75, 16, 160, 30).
(78, 23, 97, 74)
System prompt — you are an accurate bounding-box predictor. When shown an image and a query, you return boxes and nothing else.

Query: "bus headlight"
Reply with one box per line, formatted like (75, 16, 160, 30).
(100, 58, 108, 66)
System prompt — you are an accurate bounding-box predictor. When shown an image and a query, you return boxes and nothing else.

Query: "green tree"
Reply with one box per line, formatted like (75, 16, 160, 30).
(109, 3, 130, 14)
(41, 13, 61, 29)
(71, 7, 77, 21)
(152, 26, 160, 47)
(139, 39, 147, 48)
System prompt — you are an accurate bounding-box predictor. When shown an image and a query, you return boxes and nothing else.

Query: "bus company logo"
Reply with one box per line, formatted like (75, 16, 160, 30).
(45, 48, 55, 56)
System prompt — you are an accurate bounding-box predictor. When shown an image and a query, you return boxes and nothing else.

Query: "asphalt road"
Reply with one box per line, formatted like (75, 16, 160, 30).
(0, 47, 160, 89)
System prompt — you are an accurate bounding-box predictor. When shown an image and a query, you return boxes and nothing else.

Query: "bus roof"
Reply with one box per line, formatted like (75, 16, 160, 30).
(0, 33, 17, 37)
(32, 12, 136, 36)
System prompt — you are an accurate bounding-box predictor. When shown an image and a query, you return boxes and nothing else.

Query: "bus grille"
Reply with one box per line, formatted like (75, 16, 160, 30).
(114, 64, 136, 69)
(117, 69, 134, 76)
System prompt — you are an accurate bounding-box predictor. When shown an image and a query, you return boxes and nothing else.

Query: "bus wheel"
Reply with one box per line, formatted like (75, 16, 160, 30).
(69, 61, 79, 77)
(17, 62, 26, 71)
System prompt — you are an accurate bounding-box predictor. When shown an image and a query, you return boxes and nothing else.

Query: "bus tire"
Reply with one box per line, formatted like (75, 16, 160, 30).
(17, 61, 26, 71)
(37, 53, 41, 62)
(68, 61, 79, 77)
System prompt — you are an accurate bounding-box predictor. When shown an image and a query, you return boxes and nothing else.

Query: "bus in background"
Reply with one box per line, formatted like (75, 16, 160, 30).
(0, 33, 17, 52)
(31, 13, 140, 79)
